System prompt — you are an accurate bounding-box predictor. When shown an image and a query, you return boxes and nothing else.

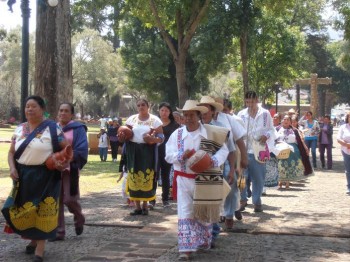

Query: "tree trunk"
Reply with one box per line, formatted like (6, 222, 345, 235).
(35, 0, 72, 119)
(175, 52, 189, 107)
(240, 30, 249, 96)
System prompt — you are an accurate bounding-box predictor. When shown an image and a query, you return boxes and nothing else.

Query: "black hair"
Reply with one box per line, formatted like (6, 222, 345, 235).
(137, 99, 149, 107)
(324, 114, 330, 120)
(307, 111, 313, 116)
(158, 102, 175, 121)
(59, 102, 75, 114)
(223, 98, 232, 109)
(244, 91, 258, 99)
(25, 95, 45, 109)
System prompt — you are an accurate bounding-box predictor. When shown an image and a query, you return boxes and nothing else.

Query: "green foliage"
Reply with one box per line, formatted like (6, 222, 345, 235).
(247, 9, 309, 101)
(0, 28, 35, 120)
(72, 28, 128, 116)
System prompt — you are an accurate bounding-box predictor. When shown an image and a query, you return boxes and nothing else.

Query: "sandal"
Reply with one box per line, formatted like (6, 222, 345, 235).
(130, 209, 142, 216)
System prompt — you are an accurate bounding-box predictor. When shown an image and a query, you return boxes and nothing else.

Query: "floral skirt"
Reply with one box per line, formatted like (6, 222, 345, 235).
(278, 143, 305, 181)
(265, 156, 279, 187)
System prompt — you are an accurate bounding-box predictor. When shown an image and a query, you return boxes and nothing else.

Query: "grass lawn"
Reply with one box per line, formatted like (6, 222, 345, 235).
(0, 125, 121, 196)
(0, 127, 15, 140)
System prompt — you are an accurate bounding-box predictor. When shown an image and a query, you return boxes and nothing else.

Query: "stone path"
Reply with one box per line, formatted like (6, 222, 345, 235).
(0, 129, 349, 261)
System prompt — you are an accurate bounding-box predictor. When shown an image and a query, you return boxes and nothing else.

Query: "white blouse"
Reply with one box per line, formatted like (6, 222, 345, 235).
(277, 127, 297, 144)
(125, 114, 163, 144)
(337, 124, 350, 155)
(13, 123, 64, 165)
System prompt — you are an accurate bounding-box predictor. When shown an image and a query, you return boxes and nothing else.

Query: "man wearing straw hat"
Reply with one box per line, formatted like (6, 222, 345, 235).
(199, 96, 247, 230)
(165, 100, 229, 260)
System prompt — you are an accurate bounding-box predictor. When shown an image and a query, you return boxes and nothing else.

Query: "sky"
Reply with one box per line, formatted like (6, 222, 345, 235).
(0, 1, 37, 32)
(0, 1, 344, 40)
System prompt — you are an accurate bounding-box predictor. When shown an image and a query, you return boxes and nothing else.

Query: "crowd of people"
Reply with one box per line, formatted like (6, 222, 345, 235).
(1, 93, 350, 262)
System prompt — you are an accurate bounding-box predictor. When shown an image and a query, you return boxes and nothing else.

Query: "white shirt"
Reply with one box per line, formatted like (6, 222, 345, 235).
(216, 112, 246, 141)
(337, 123, 350, 155)
(13, 124, 63, 165)
(165, 124, 229, 174)
(237, 106, 277, 154)
(125, 114, 163, 144)
(99, 118, 107, 129)
(98, 133, 108, 148)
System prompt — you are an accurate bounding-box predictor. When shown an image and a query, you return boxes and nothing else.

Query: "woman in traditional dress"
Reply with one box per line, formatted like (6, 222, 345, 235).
(51, 103, 88, 241)
(119, 99, 164, 215)
(165, 100, 229, 260)
(157, 102, 179, 207)
(1, 96, 70, 262)
(264, 113, 282, 190)
(277, 115, 313, 189)
(337, 112, 350, 195)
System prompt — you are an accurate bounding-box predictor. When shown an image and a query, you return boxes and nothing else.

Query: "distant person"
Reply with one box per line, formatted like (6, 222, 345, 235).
(173, 111, 183, 126)
(273, 113, 281, 128)
(98, 115, 108, 129)
(319, 115, 333, 170)
(299, 111, 320, 168)
(107, 119, 120, 162)
(336, 112, 350, 195)
(97, 128, 108, 162)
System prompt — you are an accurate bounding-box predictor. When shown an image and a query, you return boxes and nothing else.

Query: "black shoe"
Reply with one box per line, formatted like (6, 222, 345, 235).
(142, 208, 149, 215)
(130, 209, 142, 216)
(234, 211, 243, 220)
(33, 255, 43, 262)
(163, 201, 170, 207)
(239, 202, 248, 212)
(210, 241, 216, 249)
(254, 205, 263, 212)
(75, 226, 84, 236)
(48, 236, 64, 242)
(25, 244, 37, 254)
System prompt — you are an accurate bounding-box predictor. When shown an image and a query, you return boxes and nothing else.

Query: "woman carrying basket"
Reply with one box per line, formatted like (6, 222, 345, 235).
(275, 115, 313, 189)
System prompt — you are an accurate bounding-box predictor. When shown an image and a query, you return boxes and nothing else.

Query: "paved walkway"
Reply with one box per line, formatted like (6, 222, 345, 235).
(0, 129, 349, 261)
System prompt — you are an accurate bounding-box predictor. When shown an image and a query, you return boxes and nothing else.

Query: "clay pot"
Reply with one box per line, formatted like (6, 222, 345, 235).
(45, 145, 73, 170)
(187, 150, 212, 173)
(117, 126, 133, 141)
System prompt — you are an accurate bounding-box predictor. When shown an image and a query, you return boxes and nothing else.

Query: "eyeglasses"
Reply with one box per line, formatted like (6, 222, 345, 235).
(137, 103, 146, 107)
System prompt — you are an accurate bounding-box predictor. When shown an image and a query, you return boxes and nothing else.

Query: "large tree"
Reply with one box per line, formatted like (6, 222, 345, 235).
(127, 0, 211, 106)
(35, 0, 72, 118)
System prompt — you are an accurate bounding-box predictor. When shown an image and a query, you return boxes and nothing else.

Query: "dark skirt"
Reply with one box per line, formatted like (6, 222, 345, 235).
(126, 141, 157, 201)
(1, 164, 61, 240)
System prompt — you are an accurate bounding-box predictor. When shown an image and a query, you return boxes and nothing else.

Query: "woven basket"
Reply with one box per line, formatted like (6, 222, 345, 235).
(276, 148, 291, 159)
